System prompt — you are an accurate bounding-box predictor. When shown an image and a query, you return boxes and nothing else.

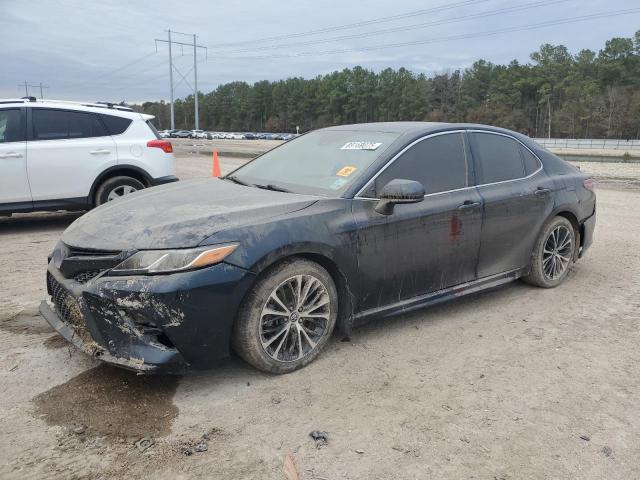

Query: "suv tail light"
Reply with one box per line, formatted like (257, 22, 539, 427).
(583, 178, 594, 191)
(147, 139, 173, 153)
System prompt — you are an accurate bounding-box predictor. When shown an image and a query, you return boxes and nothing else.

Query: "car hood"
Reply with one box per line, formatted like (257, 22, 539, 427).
(62, 178, 319, 250)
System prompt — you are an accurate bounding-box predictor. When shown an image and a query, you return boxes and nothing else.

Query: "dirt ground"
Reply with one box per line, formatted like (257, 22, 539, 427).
(1, 152, 639, 479)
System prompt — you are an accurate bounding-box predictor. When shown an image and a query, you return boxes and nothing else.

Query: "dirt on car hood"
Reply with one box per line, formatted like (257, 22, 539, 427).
(62, 178, 319, 250)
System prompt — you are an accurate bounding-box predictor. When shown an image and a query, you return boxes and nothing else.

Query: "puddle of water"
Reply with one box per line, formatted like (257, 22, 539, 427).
(33, 365, 180, 442)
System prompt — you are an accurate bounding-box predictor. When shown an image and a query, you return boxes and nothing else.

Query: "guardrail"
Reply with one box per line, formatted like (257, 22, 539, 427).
(534, 138, 640, 150)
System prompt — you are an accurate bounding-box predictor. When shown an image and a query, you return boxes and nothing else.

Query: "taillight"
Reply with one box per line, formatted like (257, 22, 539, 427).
(583, 178, 594, 191)
(147, 139, 173, 153)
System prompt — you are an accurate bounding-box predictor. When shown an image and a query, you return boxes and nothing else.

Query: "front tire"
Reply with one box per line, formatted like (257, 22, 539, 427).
(94, 176, 145, 207)
(233, 258, 338, 374)
(523, 216, 576, 288)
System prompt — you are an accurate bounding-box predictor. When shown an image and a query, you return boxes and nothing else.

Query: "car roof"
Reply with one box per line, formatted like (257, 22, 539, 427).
(322, 121, 527, 139)
(0, 98, 150, 120)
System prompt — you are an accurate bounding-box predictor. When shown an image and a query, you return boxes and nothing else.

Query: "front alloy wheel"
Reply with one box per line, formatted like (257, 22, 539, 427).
(259, 274, 331, 363)
(233, 258, 338, 373)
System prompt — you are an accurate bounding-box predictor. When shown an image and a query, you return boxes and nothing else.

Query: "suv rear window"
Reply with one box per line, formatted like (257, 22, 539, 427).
(100, 114, 132, 135)
(32, 109, 107, 140)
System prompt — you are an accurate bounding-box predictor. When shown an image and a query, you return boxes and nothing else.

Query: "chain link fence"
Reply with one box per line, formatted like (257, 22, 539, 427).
(534, 138, 640, 151)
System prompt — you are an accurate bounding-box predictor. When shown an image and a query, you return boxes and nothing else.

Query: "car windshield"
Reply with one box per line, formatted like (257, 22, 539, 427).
(226, 129, 401, 196)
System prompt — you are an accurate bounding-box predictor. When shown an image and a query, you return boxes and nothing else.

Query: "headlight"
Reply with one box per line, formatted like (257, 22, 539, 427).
(111, 244, 238, 275)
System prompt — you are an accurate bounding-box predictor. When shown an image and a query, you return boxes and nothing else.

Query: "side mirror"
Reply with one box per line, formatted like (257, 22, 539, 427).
(374, 179, 425, 215)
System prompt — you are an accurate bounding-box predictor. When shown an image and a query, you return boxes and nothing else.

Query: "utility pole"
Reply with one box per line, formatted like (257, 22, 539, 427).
(168, 30, 175, 130)
(17, 81, 49, 99)
(33, 83, 48, 99)
(155, 31, 206, 131)
(193, 34, 199, 130)
(548, 97, 551, 139)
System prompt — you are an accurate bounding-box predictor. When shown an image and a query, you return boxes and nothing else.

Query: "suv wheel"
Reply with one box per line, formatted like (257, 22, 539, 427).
(94, 176, 145, 207)
(233, 258, 338, 374)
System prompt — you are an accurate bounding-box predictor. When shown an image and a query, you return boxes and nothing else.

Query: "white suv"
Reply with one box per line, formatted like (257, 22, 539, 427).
(0, 98, 177, 215)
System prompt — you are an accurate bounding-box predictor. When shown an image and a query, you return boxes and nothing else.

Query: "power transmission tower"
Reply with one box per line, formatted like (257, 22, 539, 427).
(17, 81, 49, 99)
(155, 30, 207, 130)
(19, 81, 28, 96)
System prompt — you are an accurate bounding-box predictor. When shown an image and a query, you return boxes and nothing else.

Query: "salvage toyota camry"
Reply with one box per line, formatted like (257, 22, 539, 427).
(41, 122, 596, 374)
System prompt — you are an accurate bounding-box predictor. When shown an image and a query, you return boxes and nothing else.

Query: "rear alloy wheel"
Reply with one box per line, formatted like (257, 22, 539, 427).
(233, 258, 337, 373)
(94, 176, 145, 207)
(523, 216, 576, 288)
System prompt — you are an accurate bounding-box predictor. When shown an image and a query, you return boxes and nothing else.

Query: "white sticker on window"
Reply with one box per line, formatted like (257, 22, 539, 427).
(341, 141, 382, 151)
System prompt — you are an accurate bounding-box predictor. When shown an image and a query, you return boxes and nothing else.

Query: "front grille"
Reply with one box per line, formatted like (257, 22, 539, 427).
(67, 245, 120, 257)
(47, 272, 85, 331)
(73, 270, 102, 284)
(58, 243, 124, 281)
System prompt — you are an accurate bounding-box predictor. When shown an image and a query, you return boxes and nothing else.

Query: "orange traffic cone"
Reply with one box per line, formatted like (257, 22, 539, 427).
(212, 149, 221, 177)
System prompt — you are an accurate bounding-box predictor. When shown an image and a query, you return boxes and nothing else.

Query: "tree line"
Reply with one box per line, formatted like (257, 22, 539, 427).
(138, 31, 640, 139)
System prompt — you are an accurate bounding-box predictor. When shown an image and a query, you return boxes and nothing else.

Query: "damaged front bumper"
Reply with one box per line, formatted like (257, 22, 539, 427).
(42, 259, 255, 374)
(40, 300, 163, 373)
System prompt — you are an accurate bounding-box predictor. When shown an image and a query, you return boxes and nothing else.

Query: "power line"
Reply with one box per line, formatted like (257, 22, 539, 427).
(220, 0, 570, 54)
(65, 51, 159, 88)
(209, 0, 493, 48)
(209, 8, 640, 61)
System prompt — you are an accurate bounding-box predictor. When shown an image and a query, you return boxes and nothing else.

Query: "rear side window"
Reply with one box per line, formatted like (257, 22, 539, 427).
(520, 146, 541, 175)
(101, 114, 132, 135)
(471, 132, 526, 184)
(146, 120, 161, 139)
(32, 109, 106, 140)
(0, 109, 24, 143)
(374, 132, 469, 196)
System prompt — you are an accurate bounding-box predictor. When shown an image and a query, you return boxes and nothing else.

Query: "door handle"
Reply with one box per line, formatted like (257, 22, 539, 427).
(457, 200, 481, 210)
(89, 149, 111, 155)
(534, 188, 551, 196)
(0, 152, 22, 158)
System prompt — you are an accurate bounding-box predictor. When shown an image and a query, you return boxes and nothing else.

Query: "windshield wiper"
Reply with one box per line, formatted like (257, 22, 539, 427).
(224, 175, 250, 186)
(224, 175, 291, 193)
(252, 183, 292, 193)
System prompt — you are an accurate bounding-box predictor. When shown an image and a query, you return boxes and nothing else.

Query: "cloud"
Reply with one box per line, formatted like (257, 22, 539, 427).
(1, 0, 637, 101)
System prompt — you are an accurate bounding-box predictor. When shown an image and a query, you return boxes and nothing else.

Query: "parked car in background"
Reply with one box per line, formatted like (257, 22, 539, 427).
(158, 130, 170, 138)
(0, 97, 176, 215)
(172, 130, 191, 138)
(41, 122, 595, 374)
(190, 129, 207, 139)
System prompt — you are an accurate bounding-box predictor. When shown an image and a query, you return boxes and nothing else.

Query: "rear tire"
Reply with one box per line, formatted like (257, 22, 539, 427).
(94, 176, 145, 207)
(232, 258, 338, 374)
(523, 216, 576, 288)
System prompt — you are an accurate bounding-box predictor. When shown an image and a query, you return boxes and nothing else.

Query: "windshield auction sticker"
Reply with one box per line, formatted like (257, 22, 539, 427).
(340, 142, 382, 150)
(336, 166, 357, 177)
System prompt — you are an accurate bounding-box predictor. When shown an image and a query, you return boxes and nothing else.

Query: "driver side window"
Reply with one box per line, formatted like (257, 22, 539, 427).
(374, 132, 469, 196)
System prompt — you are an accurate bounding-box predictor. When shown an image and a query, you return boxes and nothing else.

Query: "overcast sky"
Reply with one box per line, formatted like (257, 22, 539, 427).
(1, 0, 638, 103)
